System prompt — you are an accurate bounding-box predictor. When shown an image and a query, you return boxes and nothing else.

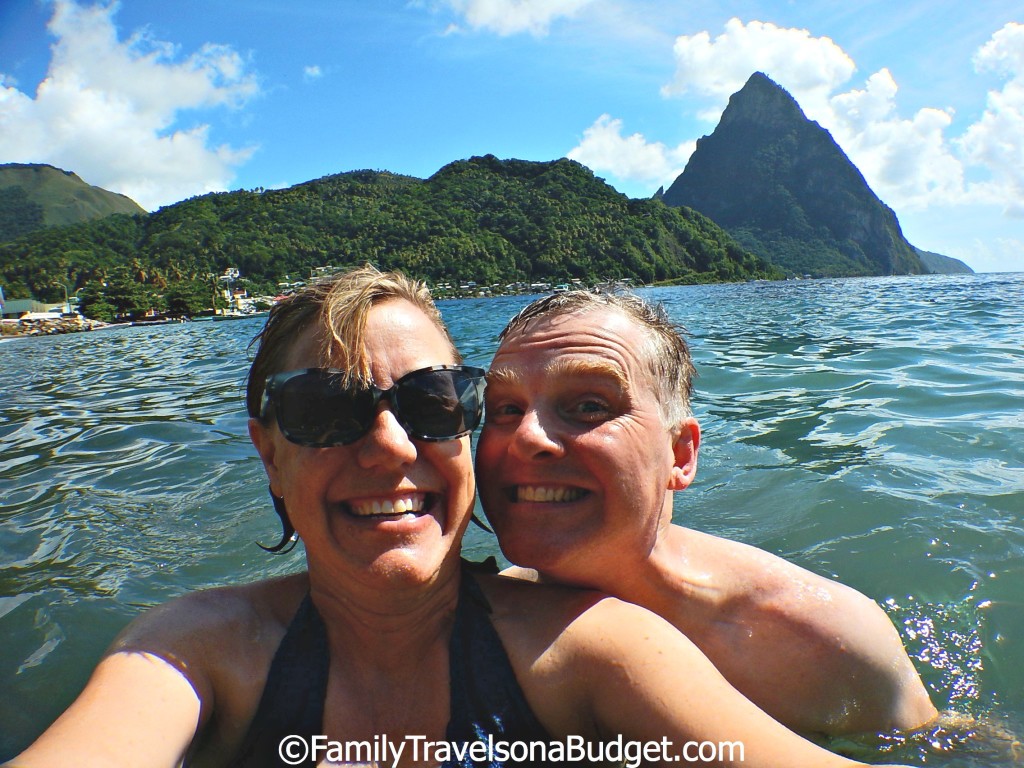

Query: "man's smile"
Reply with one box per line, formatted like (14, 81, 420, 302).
(508, 485, 589, 503)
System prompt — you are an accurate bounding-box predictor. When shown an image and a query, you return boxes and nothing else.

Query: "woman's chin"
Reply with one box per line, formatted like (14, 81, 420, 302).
(315, 497, 470, 587)
(363, 543, 461, 586)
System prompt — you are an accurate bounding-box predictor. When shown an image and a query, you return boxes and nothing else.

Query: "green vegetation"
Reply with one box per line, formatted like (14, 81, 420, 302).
(0, 156, 781, 316)
(0, 163, 145, 239)
(915, 247, 973, 275)
(0, 186, 46, 241)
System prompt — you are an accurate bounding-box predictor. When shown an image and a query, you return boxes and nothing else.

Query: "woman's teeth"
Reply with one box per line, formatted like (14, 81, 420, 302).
(349, 494, 426, 517)
(517, 486, 584, 503)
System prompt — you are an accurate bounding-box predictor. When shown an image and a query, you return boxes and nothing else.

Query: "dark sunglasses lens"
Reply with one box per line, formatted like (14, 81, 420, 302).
(396, 370, 482, 439)
(277, 372, 373, 446)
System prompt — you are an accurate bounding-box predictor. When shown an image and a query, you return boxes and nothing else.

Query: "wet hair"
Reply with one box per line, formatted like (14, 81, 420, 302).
(245, 264, 459, 552)
(246, 263, 459, 420)
(498, 289, 696, 425)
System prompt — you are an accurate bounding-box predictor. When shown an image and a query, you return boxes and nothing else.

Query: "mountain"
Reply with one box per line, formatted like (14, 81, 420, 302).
(0, 163, 145, 243)
(914, 247, 974, 275)
(0, 156, 781, 304)
(660, 73, 972, 277)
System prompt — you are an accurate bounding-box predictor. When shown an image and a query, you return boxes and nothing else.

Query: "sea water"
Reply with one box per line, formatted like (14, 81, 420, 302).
(1, 273, 1022, 764)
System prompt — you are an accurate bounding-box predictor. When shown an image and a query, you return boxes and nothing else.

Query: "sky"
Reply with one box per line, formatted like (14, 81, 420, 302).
(1, 1, 1021, 273)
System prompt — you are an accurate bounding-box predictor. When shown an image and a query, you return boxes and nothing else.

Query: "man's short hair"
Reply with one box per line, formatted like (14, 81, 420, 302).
(499, 290, 696, 425)
(246, 264, 458, 419)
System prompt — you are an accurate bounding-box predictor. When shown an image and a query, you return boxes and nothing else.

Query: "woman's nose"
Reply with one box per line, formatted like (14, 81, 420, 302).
(356, 404, 418, 468)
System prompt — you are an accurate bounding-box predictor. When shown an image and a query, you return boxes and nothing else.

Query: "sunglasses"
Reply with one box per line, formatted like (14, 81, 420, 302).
(260, 364, 486, 448)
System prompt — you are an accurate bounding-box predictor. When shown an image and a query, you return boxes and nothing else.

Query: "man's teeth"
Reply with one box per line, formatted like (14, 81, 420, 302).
(517, 486, 584, 503)
(350, 494, 426, 517)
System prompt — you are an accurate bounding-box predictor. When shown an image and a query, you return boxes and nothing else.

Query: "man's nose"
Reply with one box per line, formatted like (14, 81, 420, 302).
(356, 404, 417, 468)
(509, 408, 565, 461)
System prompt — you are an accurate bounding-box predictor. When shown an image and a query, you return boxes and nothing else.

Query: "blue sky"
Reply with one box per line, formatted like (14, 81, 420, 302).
(1, 0, 1021, 272)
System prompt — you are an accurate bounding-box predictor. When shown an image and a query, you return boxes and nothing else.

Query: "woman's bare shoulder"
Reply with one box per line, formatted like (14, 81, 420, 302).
(110, 572, 309, 651)
(105, 572, 310, 707)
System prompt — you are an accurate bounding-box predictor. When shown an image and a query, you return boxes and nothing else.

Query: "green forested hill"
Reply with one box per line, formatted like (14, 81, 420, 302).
(0, 164, 145, 242)
(0, 156, 780, 316)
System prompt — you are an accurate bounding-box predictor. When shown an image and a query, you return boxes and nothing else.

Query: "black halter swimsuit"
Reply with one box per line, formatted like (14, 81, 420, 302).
(229, 561, 553, 767)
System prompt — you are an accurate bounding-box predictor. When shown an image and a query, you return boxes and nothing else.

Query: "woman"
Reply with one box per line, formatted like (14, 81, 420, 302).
(9, 266, 912, 767)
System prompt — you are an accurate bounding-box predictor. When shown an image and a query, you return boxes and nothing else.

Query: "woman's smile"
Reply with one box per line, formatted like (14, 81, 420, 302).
(347, 491, 428, 517)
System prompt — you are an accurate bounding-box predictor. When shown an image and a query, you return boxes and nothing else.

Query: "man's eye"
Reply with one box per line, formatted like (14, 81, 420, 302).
(567, 399, 612, 419)
(485, 402, 523, 421)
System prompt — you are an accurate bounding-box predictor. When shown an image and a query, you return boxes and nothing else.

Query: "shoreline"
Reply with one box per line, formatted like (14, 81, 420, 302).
(0, 316, 125, 338)
(0, 314, 239, 339)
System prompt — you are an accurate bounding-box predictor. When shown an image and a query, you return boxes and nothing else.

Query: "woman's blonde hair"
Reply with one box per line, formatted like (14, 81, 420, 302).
(246, 264, 457, 419)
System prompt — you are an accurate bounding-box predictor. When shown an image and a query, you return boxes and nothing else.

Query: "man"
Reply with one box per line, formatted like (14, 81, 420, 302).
(476, 289, 938, 737)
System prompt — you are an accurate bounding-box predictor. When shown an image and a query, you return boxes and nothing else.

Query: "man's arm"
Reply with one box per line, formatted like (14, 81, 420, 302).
(673, 530, 937, 735)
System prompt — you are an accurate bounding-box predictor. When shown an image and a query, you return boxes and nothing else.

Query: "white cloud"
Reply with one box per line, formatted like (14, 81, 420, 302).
(433, 0, 596, 36)
(567, 19, 857, 200)
(303, 65, 323, 81)
(661, 18, 855, 121)
(582, 19, 1024, 222)
(958, 22, 1024, 217)
(0, 0, 259, 210)
(829, 69, 964, 211)
(958, 236, 1024, 273)
(567, 114, 693, 189)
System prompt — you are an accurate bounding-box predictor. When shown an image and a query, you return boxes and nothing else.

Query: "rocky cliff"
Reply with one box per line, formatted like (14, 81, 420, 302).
(661, 73, 971, 276)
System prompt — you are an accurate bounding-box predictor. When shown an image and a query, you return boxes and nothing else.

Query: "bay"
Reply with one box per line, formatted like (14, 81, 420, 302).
(1, 273, 1022, 764)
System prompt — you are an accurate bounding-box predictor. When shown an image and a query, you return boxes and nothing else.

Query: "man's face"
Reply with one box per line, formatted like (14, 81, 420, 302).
(476, 307, 698, 586)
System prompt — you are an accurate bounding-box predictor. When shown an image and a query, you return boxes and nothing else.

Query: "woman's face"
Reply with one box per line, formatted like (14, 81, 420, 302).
(249, 299, 476, 589)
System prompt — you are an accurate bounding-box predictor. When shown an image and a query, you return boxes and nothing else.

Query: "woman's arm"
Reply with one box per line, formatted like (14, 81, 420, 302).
(542, 596, 914, 768)
(6, 651, 201, 768)
(4, 578, 295, 768)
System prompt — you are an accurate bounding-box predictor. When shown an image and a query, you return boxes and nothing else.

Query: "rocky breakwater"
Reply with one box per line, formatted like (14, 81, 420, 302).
(1, 314, 110, 337)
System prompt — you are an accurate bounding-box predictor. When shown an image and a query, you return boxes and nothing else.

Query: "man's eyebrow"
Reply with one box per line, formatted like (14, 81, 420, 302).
(548, 358, 630, 391)
(486, 367, 521, 387)
(486, 358, 630, 391)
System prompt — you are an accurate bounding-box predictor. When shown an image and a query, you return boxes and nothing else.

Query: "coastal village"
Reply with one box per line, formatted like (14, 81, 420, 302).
(1, 266, 266, 337)
(0, 265, 603, 338)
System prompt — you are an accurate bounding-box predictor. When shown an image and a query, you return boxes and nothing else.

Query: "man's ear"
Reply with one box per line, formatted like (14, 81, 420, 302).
(668, 418, 700, 491)
(249, 418, 282, 495)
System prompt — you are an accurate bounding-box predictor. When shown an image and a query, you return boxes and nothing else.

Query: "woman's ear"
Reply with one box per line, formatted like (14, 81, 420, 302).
(249, 418, 282, 495)
(668, 418, 700, 491)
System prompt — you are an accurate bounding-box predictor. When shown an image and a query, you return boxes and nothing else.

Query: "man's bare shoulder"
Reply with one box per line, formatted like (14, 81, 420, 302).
(669, 524, 872, 613)
(666, 525, 936, 733)
(666, 524, 902, 660)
